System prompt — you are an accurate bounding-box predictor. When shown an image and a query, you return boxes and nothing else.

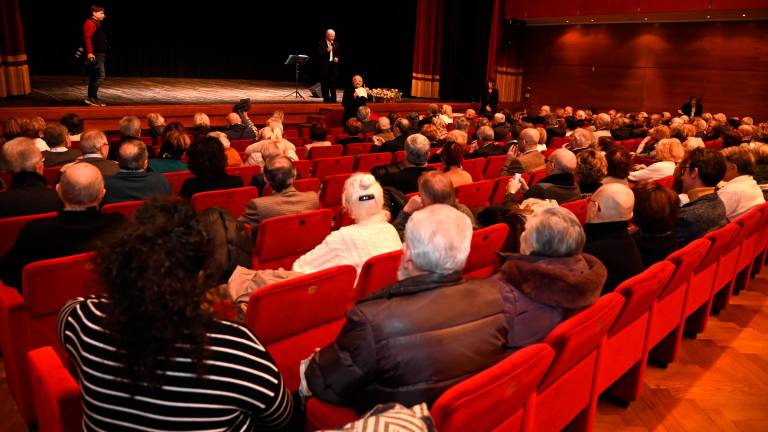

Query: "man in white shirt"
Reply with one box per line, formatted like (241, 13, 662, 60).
(718, 146, 765, 221)
(317, 29, 339, 103)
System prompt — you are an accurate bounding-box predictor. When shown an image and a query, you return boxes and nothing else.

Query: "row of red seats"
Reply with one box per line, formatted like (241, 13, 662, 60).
(17, 202, 768, 430)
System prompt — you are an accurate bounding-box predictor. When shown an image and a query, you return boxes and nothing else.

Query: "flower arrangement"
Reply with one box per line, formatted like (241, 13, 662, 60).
(371, 88, 402, 103)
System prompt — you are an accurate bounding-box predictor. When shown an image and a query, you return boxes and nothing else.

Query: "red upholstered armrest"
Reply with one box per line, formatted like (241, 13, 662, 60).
(28, 346, 83, 432)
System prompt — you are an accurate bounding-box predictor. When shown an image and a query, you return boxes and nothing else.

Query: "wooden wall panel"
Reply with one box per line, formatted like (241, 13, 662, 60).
(518, 21, 768, 121)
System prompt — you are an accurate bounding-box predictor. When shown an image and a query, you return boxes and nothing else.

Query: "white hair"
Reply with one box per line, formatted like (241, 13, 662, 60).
(493, 113, 506, 124)
(260, 123, 283, 140)
(342, 173, 386, 222)
(404, 204, 472, 274)
(477, 125, 494, 141)
(405, 133, 430, 165)
(520, 206, 585, 257)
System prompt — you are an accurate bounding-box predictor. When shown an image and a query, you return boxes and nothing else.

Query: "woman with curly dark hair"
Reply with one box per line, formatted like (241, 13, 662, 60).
(57, 199, 296, 431)
(179, 136, 243, 199)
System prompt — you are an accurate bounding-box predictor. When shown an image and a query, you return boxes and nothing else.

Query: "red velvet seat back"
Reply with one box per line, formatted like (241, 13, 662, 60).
(455, 179, 494, 209)
(244, 265, 356, 391)
(431, 344, 555, 432)
(541, 293, 624, 390)
(490, 176, 513, 205)
(229, 139, 253, 152)
(355, 152, 393, 172)
(463, 224, 509, 278)
(319, 173, 353, 211)
(0, 211, 57, 257)
(660, 238, 710, 300)
(610, 261, 674, 335)
(27, 346, 82, 432)
(43, 167, 62, 185)
(101, 200, 144, 219)
(343, 143, 372, 156)
(190, 186, 259, 218)
(225, 165, 261, 185)
(696, 223, 741, 272)
(293, 159, 312, 179)
(393, 150, 406, 163)
(295, 146, 308, 160)
(354, 250, 403, 301)
(253, 208, 333, 269)
(461, 157, 486, 181)
(312, 156, 354, 181)
(308, 144, 343, 160)
(550, 136, 570, 149)
(483, 155, 507, 179)
(528, 169, 548, 186)
(561, 198, 589, 225)
(161, 170, 194, 195)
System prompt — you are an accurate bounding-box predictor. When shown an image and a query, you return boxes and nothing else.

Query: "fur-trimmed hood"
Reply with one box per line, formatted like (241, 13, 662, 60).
(498, 253, 607, 310)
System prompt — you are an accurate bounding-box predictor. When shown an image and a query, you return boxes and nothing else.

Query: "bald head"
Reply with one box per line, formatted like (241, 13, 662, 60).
(226, 113, 242, 125)
(117, 138, 148, 171)
(376, 116, 391, 132)
(571, 128, 595, 149)
(549, 149, 577, 175)
(58, 162, 105, 208)
(520, 128, 540, 149)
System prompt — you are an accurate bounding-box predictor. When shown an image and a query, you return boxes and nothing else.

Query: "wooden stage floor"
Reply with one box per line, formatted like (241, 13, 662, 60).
(3, 267, 768, 431)
(1, 76, 376, 107)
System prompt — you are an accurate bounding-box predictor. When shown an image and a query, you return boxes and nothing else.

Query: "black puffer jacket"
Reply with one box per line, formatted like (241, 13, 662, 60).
(305, 271, 509, 413)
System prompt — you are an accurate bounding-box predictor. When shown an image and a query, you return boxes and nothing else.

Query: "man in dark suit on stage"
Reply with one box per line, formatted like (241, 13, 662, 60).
(0, 162, 125, 291)
(317, 29, 340, 103)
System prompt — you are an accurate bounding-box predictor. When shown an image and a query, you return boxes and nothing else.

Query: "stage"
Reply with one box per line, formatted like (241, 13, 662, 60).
(0, 76, 475, 132)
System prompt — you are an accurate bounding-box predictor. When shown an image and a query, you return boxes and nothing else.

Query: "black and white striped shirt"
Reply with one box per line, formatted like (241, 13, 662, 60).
(58, 297, 294, 431)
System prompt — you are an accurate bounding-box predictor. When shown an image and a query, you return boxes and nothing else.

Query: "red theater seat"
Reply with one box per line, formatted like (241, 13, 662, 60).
(293, 159, 312, 179)
(455, 179, 494, 209)
(252, 209, 332, 269)
(27, 346, 82, 432)
(463, 224, 509, 278)
(262, 177, 320, 196)
(319, 173, 353, 214)
(244, 265, 356, 391)
(355, 152, 392, 172)
(343, 143, 372, 156)
(312, 156, 354, 181)
(534, 293, 624, 432)
(0, 212, 57, 258)
(354, 250, 403, 301)
(161, 170, 194, 195)
(0, 252, 102, 424)
(461, 157, 486, 181)
(528, 169, 548, 187)
(225, 165, 261, 185)
(101, 200, 144, 219)
(190, 186, 259, 218)
(393, 150, 406, 163)
(561, 198, 589, 225)
(490, 176, 513, 205)
(308, 145, 343, 160)
(483, 155, 507, 179)
(431, 344, 555, 432)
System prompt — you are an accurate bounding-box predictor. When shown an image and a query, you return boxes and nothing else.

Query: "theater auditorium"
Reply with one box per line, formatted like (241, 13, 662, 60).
(1, 0, 767, 431)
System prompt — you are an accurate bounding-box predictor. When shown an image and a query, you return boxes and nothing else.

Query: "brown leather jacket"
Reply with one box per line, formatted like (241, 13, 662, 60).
(305, 271, 509, 413)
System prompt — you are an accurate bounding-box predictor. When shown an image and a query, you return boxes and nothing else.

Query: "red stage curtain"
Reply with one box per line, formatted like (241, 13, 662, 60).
(411, 0, 443, 98)
(0, 0, 31, 97)
(489, 0, 523, 103)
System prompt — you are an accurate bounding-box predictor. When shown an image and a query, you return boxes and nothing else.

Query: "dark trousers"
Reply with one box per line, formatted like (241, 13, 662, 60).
(320, 62, 337, 103)
(87, 53, 106, 99)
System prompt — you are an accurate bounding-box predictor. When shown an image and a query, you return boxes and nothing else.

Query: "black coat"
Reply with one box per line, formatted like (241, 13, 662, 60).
(0, 172, 62, 218)
(179, 175, 244, 200)
(378, 166, 434, 195)
(342, 87, 369, 124)
(480, 88, 499, 116)
(583, 221, 645, 295)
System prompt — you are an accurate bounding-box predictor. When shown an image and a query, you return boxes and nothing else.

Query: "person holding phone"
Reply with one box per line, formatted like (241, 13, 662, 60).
(83, 5, 107, 106)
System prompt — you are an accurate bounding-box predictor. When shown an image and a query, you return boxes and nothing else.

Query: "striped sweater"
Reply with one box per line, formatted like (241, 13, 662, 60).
(58, 297, 294, 431)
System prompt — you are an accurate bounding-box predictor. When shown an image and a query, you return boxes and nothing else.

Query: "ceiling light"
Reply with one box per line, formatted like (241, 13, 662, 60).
(644, 17, 648, 21)
(742, 13, 747, 17)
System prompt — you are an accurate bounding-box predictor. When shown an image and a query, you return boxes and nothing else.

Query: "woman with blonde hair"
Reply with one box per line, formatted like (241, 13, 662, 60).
(635, 125, 671, 156)
(292, 173, 402, 278)
(629, 138, 685, 182)
(680, 123, 704, 152)
(190, 112, 211, 142)
(438, 104, 454, 124)
(243, 122, 298, 167)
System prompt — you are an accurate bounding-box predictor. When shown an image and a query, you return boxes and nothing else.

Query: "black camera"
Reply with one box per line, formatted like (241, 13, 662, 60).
(233, 98, 251, 113)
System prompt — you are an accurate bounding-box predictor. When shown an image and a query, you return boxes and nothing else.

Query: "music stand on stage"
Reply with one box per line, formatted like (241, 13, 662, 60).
(284, 54, 310, 100)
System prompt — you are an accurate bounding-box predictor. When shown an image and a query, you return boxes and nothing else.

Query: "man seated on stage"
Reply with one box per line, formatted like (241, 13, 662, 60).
(357, 106, 377, 133)
(0, 137, 62, 218)
(377, 133, 434, 195)
(373, 118, 411, 153)
(301, 204, 510, 413)
(0, 162, 125, 291)
(102, 139, 172, 204)
(342, 75, 371, 125)
(79, 129, 119, 177)
(239, 156, 319, 238)
(224, 112, 258, 142)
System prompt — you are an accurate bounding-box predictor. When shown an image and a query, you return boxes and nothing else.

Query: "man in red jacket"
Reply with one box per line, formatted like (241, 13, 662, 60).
(83, 5, 107, 106)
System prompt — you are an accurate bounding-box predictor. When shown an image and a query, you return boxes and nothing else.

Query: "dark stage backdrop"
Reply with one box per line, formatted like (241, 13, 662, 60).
(19, 1, 417, 94)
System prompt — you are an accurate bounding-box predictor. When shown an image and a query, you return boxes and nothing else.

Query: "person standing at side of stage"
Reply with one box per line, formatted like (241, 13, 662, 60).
(83, 5, 107, 107)
(317, 29, 340, 103)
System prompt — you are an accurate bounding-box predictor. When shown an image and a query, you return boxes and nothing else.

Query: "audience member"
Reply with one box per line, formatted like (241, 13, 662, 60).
(244, 124, 298, 167)
(146, 112, 166, 139)
(392, 171, 477, 239)
(340, 118, 364, 144)
(492, 113, 510, 141)
(676, 148, 727, 246)
(59, 113, 84, 141)
(0, 137, 62, 217)
(629, 138, 684, 182)
(179, 137, 243, 199)
(499, 206, 607, 347)
(468, 125, 505, 159)
(508, 148, 581, 204)
(438, 104, 454, 125)
(149, 129, 189, 173)
(357, 106, 377, 133)
(635, 125, 670, 156)
(680, 123, 704, 152)
(303, 204, 508, 412)
(292, 173, 401, 277)
(567, 128, 596, 155)
(208, 131, 243, 167)
(583, 183, 645, 294)
(501, 128, 545, 176)
(57, 199, 296, 430)
(631, 181, 680, 267)
(439, 130, 473, 187)
(108, 116, 142, 160)
(377, 134, 434, 194)
(576, 149, 608, 196)
(374, 118, 411, 153)
(239, 156, 319, 235)
(718, 146, 765, 221)
(420, 124, 441, 147)
(0, 162, 123, 290)
(602, 147, 633, 185)
(79, 129, 119, 176)
(224, 111, 258, 142)
(42, 123, 82, 167)
(305, 122, 332, 150)
(21, 116, 49, 151)
(370, 117, 394, 144)
(190, 112, 211, 142)
(103, 139, 172, 204)
(593, 113, 612, 138)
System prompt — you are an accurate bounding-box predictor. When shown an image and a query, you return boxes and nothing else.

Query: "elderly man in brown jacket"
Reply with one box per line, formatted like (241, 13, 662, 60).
(302, 204, 511, 413)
